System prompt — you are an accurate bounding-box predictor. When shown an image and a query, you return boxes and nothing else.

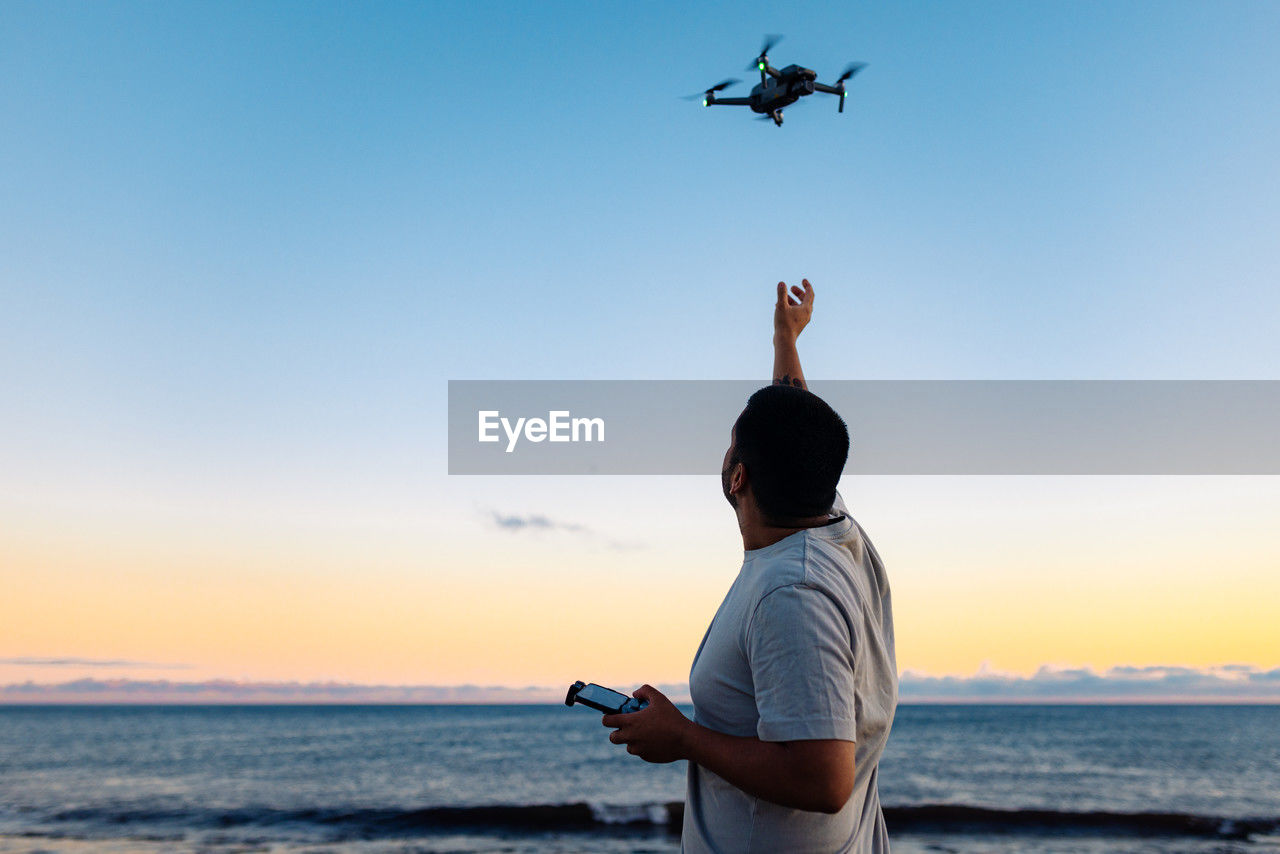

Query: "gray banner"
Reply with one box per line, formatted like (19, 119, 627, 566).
(447, 381, 1280, 474)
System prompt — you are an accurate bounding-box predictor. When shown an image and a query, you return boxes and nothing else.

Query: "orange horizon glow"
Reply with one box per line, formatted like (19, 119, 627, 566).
(4, 477, 1278, 690)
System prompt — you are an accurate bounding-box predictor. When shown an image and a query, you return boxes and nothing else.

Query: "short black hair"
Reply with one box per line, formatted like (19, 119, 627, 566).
(731, 385, 850, 520)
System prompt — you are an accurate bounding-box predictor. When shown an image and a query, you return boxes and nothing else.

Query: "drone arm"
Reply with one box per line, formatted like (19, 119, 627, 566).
(753, 62, 782, 86)
(707, 97, 752, 106)
(812, 81, 849, 112)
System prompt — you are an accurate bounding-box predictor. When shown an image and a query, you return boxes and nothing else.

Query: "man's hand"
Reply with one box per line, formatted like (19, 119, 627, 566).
(604, 683, 856, 813)
(774, 279, 814, 345)
(773, 279, 813, 389)
(602, 684, 693, 764)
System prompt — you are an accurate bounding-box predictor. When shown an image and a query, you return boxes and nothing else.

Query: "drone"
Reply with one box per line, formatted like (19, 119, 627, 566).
(685, 35, 866, 127)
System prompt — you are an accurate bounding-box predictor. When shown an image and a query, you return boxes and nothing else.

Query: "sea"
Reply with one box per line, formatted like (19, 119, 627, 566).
(0, 704, 1277, 854)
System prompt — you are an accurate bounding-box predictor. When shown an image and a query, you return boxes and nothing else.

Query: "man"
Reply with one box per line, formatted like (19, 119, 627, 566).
(602, 280, 898, 853)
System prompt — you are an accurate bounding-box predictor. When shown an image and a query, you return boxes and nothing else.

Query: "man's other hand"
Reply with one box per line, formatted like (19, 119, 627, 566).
(774, 279, 814, 345)
(602, 684, 692, 764)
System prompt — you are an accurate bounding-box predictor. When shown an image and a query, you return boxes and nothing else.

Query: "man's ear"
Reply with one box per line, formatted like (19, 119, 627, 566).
(730, 461, 748, 496)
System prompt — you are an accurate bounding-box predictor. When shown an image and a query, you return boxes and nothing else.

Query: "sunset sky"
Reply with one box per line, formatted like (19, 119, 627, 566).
(2, 1, 1278, 697)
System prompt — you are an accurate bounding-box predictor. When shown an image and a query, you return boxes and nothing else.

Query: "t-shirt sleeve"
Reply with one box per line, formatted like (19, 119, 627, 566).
(745, 582, 858, 743)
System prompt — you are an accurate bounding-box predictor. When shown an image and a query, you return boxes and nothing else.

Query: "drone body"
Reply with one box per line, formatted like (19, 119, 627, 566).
(692, 36, 866, 126)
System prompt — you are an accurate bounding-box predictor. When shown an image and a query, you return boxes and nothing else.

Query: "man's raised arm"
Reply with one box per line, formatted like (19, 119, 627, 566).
(773, 279, 813, 390)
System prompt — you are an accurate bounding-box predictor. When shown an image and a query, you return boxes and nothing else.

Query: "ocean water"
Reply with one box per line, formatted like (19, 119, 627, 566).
(0, 704, 1277, 853)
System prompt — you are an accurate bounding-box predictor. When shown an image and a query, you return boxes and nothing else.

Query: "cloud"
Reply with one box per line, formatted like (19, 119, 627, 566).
(898, 663, 1280, 702)
(0, 679, 692, 705)
(0, 657, 191, 669)
(6, 667, 1280, 705)
(489, 511, 586, 533)
(486, 509, 643, 551)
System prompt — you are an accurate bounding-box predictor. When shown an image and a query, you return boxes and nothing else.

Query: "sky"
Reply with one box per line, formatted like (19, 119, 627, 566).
(2, 0, 1278, 698)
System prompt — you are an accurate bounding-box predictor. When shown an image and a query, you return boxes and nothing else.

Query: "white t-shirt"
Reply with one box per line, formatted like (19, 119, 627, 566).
(682, 493, 898, 854)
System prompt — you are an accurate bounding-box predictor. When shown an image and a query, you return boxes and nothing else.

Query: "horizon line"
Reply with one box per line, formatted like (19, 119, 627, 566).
(3, 663, 1279, 705)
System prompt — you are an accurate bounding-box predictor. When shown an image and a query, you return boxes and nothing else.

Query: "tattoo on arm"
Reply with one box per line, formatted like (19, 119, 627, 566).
(773, 374, 805, 389)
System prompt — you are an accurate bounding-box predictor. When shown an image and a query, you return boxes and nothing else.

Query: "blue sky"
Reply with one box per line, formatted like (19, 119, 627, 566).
(2, 1, 1278, 687)
(5, 0, 1279, 497)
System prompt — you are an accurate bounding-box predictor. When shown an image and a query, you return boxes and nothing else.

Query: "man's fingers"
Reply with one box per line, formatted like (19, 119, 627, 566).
(633, 683, 660, 702)
(609, 730, 623, 744)
(601, 713, 621, 728)
(779, 280, 812, 308)
(626, 743, 639, 755)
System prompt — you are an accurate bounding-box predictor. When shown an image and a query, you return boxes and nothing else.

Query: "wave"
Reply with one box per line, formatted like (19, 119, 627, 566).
(44, 803, 677, 835)
(32, 802, 1280, 841)
(882, 805, 1279, 840)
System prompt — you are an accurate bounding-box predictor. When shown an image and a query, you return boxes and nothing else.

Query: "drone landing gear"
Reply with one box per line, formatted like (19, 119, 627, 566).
(771, 110, 783, 126)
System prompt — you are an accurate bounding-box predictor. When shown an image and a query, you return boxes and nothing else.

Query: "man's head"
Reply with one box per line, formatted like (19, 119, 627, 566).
(721, 385, 850, 521)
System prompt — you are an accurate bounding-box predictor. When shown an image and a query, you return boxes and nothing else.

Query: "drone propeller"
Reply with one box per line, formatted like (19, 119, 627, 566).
(834, 62, 867, 112)
(746, 34, 784, 83)
(836, 62, 867, 84)
(681, 78, 740, 104)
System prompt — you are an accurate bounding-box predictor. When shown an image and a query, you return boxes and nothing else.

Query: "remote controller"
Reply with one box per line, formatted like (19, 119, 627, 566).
(565, 680, 648, 714)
